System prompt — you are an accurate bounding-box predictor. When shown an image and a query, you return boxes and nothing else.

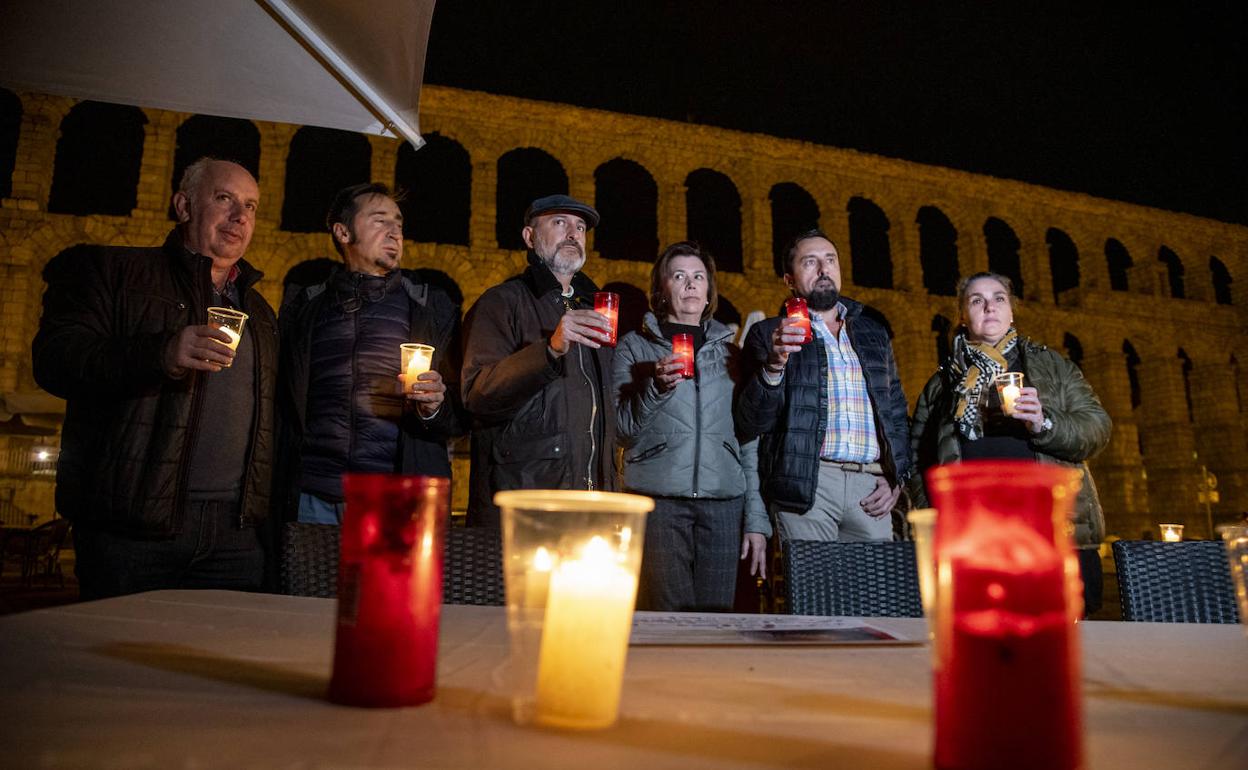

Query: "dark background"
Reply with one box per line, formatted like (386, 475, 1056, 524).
(424, 1, 1247, 225)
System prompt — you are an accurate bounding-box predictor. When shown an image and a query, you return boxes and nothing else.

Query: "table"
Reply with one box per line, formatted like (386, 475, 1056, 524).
(1, 590, 1245, 769)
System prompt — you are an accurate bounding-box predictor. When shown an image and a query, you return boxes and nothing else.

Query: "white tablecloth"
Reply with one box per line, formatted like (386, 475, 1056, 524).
(1, 590, 1245, 769)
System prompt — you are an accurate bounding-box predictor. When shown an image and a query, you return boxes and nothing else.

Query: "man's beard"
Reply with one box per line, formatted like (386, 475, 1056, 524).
(540, 241, 585, 276)
(805, 285, 840, 311)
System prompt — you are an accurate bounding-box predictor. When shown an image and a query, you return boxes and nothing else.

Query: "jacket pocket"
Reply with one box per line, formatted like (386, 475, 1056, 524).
(626, 442, 667, 464)
(490, 433, 570, 491)
(722, 440, 740, 462)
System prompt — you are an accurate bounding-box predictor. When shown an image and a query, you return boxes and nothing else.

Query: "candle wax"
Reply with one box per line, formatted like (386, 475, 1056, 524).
(1000, 384, 1021, 415)
(404, 350, 433, 390)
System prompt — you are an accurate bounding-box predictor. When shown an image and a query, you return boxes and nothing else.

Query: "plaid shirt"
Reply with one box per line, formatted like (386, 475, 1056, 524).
(812, 305, 880, 463)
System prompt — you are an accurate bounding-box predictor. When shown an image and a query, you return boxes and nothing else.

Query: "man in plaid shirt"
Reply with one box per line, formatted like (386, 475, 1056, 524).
(736, 229, 912, 548)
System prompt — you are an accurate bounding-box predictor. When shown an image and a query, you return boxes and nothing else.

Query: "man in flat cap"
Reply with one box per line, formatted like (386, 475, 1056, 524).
(461, 194, 616, 527)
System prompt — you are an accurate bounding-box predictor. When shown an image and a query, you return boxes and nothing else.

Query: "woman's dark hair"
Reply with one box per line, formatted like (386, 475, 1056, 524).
(649, 241, 718, 323)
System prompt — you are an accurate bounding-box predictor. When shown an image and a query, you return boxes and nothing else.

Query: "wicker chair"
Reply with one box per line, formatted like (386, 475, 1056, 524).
(782, 540, 923, 617)
(281, 522, 504, 605)
(1112, 540, 1239, 623)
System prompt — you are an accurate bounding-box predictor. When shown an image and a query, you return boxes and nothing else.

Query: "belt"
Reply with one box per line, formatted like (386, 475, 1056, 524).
(820, 459, 883, 474)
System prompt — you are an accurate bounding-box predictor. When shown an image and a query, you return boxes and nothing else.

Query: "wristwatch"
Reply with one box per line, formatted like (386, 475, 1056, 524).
(1040, 416, 1054, 433)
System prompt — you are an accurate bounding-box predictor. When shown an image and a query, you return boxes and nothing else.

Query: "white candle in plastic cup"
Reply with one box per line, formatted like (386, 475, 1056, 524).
(534, 536, 637, 729)
(994, 372, 1024, 416)
(1159, 523, 1184, 542)
(206, 307, 248, 367)
(401, 344, 435, 390)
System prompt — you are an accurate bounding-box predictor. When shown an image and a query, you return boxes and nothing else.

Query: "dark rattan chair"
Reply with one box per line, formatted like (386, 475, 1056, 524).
(443, 527, 504, 605)
(281, 522, 504, 605)
(1112, 540, 1239, 623)
(281, 522, 340, 598)
(783, 540, 923, 617)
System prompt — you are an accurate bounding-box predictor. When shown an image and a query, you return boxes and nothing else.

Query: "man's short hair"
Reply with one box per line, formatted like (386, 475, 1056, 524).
(783, 227, 835, 275)
(649, 241, 718, 323)
(179, 157, 238, 199)
(325, 182, 401, 256)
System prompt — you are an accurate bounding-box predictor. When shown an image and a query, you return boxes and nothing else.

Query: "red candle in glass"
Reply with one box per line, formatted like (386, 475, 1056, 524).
(784, 297, 813, 344)
(671, 333, 695, 378)
(594, 291, 619, 347)
(329, 474, 449, 708)
(926, 461, 1084, 770)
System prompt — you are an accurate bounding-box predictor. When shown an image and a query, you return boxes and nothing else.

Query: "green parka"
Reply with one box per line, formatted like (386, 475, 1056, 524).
(910, 337, 1111, 548)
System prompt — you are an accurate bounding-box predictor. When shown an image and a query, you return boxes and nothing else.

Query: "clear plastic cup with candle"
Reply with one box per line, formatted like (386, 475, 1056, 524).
(594, 292, 620, 347)
(400, 343, 435, 392)
(906, 508, 938, 639)
(1216, 525, 1248, 637)
(206, 307, 248, 367)
(994, 371, 1025, 416)
(784, 297, 812, 344)
(496, 490, 653, 730)
(1159, 523, 1184, 542)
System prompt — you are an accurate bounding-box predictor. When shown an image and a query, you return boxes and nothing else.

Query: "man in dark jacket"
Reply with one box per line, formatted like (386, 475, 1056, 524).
(33, 158, 278, 599)
(736, 228, 912, 543)
(462, 194, 616, 527)
(274, 183, 467, 525)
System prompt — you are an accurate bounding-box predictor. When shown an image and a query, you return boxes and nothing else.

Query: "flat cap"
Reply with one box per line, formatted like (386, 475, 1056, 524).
(524, 194, 600, 229)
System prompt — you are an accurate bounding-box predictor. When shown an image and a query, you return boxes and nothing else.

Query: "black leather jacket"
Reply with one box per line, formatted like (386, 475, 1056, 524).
(32, 231, 278, 536)
(735, 297, 912, 510)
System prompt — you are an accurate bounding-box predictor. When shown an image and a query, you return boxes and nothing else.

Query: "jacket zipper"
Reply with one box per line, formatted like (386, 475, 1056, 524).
(577, 344, 597, 490)
(692, 351, 702, 497)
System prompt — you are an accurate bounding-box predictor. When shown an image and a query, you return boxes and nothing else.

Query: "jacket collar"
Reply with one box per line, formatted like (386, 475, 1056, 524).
(163, 228, 264, 292)
(641, 311, 734, 345)
(520, 251, 599, 307)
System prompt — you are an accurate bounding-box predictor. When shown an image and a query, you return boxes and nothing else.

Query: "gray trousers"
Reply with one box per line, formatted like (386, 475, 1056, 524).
(774, 460, 893, 542)
(636, 495, 742, 612)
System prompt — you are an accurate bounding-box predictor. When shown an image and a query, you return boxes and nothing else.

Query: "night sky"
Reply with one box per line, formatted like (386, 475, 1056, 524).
(424, 2, 1247, 226)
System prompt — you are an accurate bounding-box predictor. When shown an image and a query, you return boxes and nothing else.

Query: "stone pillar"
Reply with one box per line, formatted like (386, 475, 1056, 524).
(1135, 353, 1201, 533)
(1189, 358, 1248, 532)
(4, 93, 74, 209)
(1069, 226, 1111, 292)
(468, 152, 499, 251)
(132, 109, 183, 219)
(255, 122, 298, 230)
(1019, 222, 1054, 304)
(656, 174, 686, 254)
(893, 323, 937, 412)
(952, 208, 988, 277)
(367, 135, 400, 187)
(886, 197, 922, 293)
(1080, 348, 1150, 538)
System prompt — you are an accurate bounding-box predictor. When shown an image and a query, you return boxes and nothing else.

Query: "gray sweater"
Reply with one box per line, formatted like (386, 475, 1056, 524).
(613, 313, 769, 536)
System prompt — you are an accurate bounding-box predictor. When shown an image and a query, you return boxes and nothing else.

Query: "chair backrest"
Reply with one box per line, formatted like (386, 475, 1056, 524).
(443, 527, 504, 606)
(281, 522, 504, 605)
(783, 540, 923, 617)
(1112, 540, 1238, 623)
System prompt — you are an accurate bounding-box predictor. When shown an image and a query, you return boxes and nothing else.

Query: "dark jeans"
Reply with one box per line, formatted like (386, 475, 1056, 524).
(636, 495, 742, 612)
(74, 500, 264, 601)
(1077, 546, 1104, 617)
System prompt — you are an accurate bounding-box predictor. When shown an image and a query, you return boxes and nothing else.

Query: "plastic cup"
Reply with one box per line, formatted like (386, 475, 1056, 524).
(206, 307, 248, 366)
(401, 343, 435, 391)
(1217, 525, 1248, 635)
(784, 297, 812, 344)
(994, 371, 1025, 416)
(594, 292, 619, 347)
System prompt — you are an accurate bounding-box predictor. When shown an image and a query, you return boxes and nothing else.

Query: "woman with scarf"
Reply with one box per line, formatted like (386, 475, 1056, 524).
(910, 271, 1112, 614)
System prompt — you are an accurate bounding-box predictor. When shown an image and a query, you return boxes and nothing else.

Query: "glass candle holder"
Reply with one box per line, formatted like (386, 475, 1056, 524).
(328, 474, 449, 708)
(206, 306, 248, 366)
(906, 508, 938, 636)
(496, 489, 653, 730)
(784, 297, 812, 344)
(594, 292, 619, 347)
(1217, 525, 1248, 635)
(1159, 523, 1184, 542)
(400, 343, 435, 391)
(994, 371, 1025, 416)
(671, 333, 695, 378)
(926, 460, 1084, 770)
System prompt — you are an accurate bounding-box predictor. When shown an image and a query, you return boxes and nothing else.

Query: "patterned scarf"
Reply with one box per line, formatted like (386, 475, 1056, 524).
(950, 327, 1019, 441)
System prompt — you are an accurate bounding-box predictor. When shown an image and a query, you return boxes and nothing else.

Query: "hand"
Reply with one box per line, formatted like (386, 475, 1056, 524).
(164, 324, 235, 375)
(400, 370, 446, 417)
(549, 309, 612, 356)
(766, 317, 807, 374)
(859, 476, 901, 518)
(653, 355, 685, 392)
(1011, 386, 1046, 433)
(741, 532, 768, 579)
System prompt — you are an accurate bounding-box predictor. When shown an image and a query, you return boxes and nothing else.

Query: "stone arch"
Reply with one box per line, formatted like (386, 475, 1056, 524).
(281, 126, 371, 233)
(1063, 332, 1084, 370)
(984, 216, 1023, 296)
(594, 157, 658, 262)
(0, 88, 20, 199)
(917, 205, 959, 296)
(932, 314, 953, 364)
(496, 147, 568, 250)
(685, 168, 743, 273)
(169, 115, 261, 218)
(1210, 256, 1233, 305)
(768, 182, 820, 277)
(1123, 340, 1142, 410)
(395, 132, 471, 245)
(1046, 227, 1079, 301)
(48, 101, 147, 215)
(847, 196, 892, 289)
(1158, 246, 1185, 299)
(1106, 238, 1132, 292)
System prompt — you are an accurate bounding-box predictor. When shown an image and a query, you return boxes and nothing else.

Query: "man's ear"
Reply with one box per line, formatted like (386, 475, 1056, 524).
(332, 222, 352, 246)
(521, 225, 535, 250)
(172, 191, 192, 223)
